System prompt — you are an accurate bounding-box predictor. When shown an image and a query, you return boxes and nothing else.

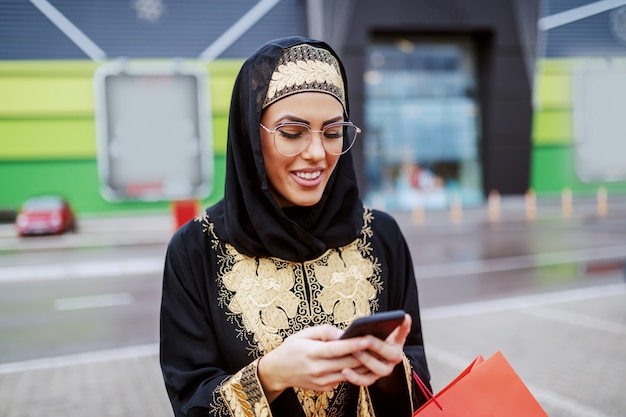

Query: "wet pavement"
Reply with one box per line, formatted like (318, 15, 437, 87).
(0, 196, 625, 417)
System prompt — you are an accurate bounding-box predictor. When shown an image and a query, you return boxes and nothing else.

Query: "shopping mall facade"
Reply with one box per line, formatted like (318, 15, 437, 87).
(1, 0, 626, 215)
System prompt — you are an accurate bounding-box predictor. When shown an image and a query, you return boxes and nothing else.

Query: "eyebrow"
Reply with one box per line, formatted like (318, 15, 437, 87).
(276, 114, 344, 125)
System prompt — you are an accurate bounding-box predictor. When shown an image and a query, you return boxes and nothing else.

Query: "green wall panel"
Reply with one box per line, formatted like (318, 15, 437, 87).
(532, 110, 572, 145)
(530, 57, 626, 195)
(0, 159, 105, 213)
(530, 146, 575, 193)
(0, 59, 237, 215)
(209, 76, 237, 114)
(206, 60, 241, 153)
(211, 114, 228, 154)
(0, 77, 95, 116)
(0, 60, 97, 76)
(207, 59, 242, 112)
(0, 118, 96, 159)
(530, 146, 626, 196)
(206, 155, 226, 205)
(534, 73, 571, 109)
(0, 156, 226, 214)
(535, 59, 578, 76)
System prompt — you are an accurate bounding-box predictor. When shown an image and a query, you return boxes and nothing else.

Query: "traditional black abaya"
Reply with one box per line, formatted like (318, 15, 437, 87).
(160, 36, 431, 417)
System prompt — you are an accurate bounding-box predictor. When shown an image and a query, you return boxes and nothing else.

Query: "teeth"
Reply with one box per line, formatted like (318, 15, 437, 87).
(295, 171, 321, 180)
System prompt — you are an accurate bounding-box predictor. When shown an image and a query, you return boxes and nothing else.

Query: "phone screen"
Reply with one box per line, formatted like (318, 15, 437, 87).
(340, 310, 406, 340)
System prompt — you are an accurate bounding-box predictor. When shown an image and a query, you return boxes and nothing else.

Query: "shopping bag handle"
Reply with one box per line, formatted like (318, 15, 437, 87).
(412, 370, 444, 411)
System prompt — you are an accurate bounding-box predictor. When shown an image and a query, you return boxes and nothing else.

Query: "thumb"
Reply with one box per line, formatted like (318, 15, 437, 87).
(388, 314, 412, 344)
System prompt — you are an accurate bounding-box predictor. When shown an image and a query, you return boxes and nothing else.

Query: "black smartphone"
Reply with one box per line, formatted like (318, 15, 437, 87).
(340, 310, 406, 340)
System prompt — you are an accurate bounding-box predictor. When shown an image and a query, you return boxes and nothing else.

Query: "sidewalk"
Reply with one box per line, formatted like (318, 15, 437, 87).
(0, 196, 625, 417)
(0, 283, 623, 417)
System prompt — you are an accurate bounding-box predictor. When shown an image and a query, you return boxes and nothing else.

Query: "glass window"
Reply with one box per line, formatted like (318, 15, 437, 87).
(364, 37, 483, 210)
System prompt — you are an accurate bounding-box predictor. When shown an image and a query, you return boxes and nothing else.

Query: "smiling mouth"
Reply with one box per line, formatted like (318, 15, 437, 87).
(294, 171, 322, 180)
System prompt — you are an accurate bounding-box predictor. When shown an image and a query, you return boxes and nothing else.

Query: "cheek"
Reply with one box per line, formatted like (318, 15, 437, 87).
(261, 143, 289, 183)
(327, 154, 341, 175)
(260, 137, 278, 168)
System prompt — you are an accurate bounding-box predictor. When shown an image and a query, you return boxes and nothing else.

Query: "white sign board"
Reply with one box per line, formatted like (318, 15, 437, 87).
(94, 61, 212, 201)
(573, 64, 626, 182)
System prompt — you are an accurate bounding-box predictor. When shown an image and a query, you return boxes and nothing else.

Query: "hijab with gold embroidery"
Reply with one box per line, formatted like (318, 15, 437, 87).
(207, 36, 363, 262)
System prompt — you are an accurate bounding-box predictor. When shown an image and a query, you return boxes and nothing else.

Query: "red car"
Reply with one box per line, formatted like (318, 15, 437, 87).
(15, 195, 77, 236)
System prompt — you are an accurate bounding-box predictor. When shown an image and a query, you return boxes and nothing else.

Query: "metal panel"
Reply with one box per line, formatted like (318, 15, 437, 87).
(93, 60, 213, 201)
(573, 62, 626, 181)
(0, 0, 304, 60)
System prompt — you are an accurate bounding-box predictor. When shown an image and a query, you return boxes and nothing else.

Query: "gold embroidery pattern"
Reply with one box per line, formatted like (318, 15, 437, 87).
(219, 359, 270, 417)
(222, 253, 301, 353)
(266, 60, 342, 101)
(312, 240, 378, 325)
(357, 386, 375, 417)
(196, 212, 219, 250)
(295, 388, 333, 417)
(206, 208, 382, 416)
(211, 208, 381, 354)
(263, 44, 346, 110)
(402, 355, 414, 415)
(293, 383, 353, 417)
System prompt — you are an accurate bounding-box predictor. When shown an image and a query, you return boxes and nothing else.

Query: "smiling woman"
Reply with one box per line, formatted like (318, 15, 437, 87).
(159, 36, 431, 417)
(259, 92, 345, 207)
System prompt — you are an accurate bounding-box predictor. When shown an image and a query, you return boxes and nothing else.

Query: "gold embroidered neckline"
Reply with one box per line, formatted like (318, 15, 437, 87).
(203, 207, 382, 417)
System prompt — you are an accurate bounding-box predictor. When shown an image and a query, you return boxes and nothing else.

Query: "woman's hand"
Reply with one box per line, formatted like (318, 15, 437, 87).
(258, 324, 362, 401)
(340, 313, 411, 387)
(257, 314, 411, 402)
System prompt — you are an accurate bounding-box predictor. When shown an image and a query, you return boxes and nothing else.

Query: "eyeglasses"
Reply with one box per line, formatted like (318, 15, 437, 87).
(260, 121, 361, 157)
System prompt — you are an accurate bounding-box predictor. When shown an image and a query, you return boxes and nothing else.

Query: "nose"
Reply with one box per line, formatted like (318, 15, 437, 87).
(300, 130, 326, 159)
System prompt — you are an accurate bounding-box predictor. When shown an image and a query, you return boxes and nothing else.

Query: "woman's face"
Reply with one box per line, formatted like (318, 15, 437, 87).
(260, 92, 344, 207)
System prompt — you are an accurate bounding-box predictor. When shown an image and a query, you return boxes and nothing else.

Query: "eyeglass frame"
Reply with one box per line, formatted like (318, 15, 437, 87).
(259, 121, 361, 157)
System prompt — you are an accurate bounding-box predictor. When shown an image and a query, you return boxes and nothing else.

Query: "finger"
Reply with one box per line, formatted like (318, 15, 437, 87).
(316, 355, 363, 372)
(313, 336, 376, 359)
(386, 314, 412, 344)
(306, 371, 348, 392)
(352, 349, 396, 376)
(351, 365, 370, 374)
(341, 367, 379, 387)
(294, 324, 343, 341)
(351, 335, 402, 364)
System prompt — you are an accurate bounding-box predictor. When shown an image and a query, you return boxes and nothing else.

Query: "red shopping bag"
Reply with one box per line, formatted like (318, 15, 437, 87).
(413, 351, 548, 416)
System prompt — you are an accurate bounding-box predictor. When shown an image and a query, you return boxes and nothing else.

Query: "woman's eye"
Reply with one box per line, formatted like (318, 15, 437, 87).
(278, 128, 304, 139)
(324, 127, 343, 139)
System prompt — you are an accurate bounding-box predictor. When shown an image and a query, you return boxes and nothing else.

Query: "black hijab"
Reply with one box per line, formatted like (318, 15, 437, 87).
(207, 36, 363, 262)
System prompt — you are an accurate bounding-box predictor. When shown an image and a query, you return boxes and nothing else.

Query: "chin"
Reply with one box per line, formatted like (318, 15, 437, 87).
(289, 198, 320, 207)
(272, 186, 324, 208)
(288, 193, 324, 207)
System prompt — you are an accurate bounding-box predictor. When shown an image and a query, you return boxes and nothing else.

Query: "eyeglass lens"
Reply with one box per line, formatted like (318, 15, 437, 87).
(273, 123, 358, 156)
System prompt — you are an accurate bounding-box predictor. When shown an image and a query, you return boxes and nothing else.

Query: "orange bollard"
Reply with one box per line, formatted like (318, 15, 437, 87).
(412, 203, 425, 225)
(171, 199, 200, 230)
(525, 189, 536, 220)
(450, 195, 463, 223)
(561, 187, 572, 218)
(487, 190, 501, 222)
(597, 186, 608, 216)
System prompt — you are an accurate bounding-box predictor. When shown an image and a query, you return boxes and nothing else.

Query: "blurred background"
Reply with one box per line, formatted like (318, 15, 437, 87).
(2, 0, 626, 216)
(0, 1, 625, 416)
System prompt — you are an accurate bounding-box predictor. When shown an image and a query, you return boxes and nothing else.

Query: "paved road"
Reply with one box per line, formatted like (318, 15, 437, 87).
(0, 197, 624, 417)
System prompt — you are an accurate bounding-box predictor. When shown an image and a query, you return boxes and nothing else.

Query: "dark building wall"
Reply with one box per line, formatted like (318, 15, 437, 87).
(335, 0, 540, 196)
(0, 0, 306, 60)
(542, 0, 626, 58)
